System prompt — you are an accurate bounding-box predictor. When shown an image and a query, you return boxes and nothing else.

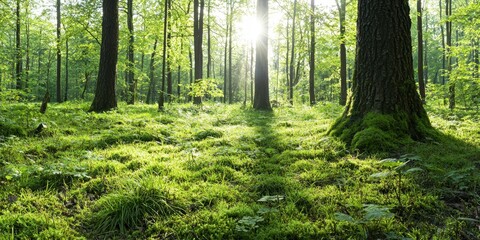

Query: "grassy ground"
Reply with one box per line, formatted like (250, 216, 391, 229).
(0, 101, 479, 239)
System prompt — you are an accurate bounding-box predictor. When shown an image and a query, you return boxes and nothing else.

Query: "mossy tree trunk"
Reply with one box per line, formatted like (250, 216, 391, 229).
(329, 0, 432, 153)
(89, 0, 119, 112)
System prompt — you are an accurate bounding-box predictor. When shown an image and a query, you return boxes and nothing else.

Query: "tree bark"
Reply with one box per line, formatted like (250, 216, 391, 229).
(159, 0, 169, 110)
(228, 1, 234, 104)
(56, 0, 62, 102)
(253, 0, 271, 110)
(89, 0, 119, 112)
(338, 0, 347, 106)
(15, 0, 22, 90)
(417, 0, 426, 103)
(64, 35, 69, 101)
(289, 0, 297, 105)
(193, 0, 205, 104)
(309, 0, 316, 106)
(446, 0, 455, 109)
(329, 0, 432, 152)
(126, 0, 136, 104)
(146, 39, 158, 104)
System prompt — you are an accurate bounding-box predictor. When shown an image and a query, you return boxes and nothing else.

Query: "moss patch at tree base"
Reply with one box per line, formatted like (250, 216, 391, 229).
(329, 112, 434, 153)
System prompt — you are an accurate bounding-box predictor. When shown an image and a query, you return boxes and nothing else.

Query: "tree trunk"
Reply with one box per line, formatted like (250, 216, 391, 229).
(446, 0, 455, 110)
(417, 0, 426, 103)
(64, 35, 69, 101)
(223, 3, 228, 103)
(126, 0, 135, 104)
(309, 0, 316, 106)
(15, 0, 22, 90)
(329, 0, 432, 153)
(25, 3, 30, 89)
(89, 0, 119, 112)
(228, 1, 234, 104)
(253, 0, 271, 110)
(56, 0, 62, 102)
(159, 0, 169, 110)
(166, 0, 173, 102)
(338, 0, 347, 106)
(146, 39, 158, 104)
(439, 0, 446, 85)
(207, 0, 212, 78)
(193, 0, 205, 104)
(289, 0, 297, 105)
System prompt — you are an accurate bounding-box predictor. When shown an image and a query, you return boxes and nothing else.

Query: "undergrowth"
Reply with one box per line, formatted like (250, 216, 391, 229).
(0, 101, 478, 239)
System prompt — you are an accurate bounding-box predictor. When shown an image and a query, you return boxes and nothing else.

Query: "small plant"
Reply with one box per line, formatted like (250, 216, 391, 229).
(187, 78, 223, 102)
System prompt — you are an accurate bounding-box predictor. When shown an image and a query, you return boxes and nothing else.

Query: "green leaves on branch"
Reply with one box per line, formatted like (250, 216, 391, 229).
(186, 78, 223, 100)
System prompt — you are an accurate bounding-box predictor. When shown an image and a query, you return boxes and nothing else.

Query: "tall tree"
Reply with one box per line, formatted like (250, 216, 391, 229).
(15, 0, 22, 90)
(288, 0, 298, 105)
(89, 0, 119, 112)
(228, 1, 234, 104)
(446, 0, 455, 109)
(126, 0, 135, 104)
(337, 0, 347, 106)
(193, 0, 205, 104)
(418, 0, 426, 103)
(309, 0, 316, 106)
(146, 39, 158, 104)
(56, 0, 62, 102)
(159, 0, 169, 110)
(253, 0, 271, 110)
(329, 0, 432, 152)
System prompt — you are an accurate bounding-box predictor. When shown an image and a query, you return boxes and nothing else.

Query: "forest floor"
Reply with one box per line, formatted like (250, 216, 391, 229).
(0, 102, 479, 239)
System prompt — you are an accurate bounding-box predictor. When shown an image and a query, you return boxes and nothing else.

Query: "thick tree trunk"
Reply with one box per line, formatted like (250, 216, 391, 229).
(126, 0, 136, 104)
(56, 0, 62, 102)
(89, 0, 119, 112)
(253, 0, 271, 110)
(329, 0, 432, 153)
(193, 0, 205, 104)
(417, 0, 426, 103)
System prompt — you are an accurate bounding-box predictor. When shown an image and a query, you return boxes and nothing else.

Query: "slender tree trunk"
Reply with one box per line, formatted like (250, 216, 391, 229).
(146, 39, 158, 104)
(207, 0, 212, 78)
(188, 46, 193, 102)
(25, 3, 30, 90)
(56, 0, 62, 102)
(338, 0, 347, 106)
(81, 71, 89, 99)
(166, 0, 173, 102)
(289, 0, 297, 105)
(253, 0, 271, 110)
(228, 1, 234, 104)
(159, 0, 169, 110)
(89, 0, 119, 112)
(446, 0, 455, 109)
(309, 0, 316, 106)
(64, 35, 69, 101)
(425, 8, 429, 86)
(223, 3, 229, 103)
(417, 0, 426, 103)
(440, 0, 446, 85)
(15, 0, 22, 90)
(126, 0, 136, 104)
(250, 43, 254, 104)
(193, 0, 205, 104)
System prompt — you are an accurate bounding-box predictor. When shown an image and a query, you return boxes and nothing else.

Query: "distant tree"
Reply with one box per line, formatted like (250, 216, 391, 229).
(288, 0, 297, 105)
(159, 0, 169, 110)
(15, 0, 22, 90)
(417, 0, 425, 103)
(329, 0, 432, 152)
(309, 0, 316, 106)
(126, 0, 135, 104)
(56, 0, 62, 103)
(336, 0, 347, 106)
(253, 0, 271, 110)
(89, 0, 119, 112)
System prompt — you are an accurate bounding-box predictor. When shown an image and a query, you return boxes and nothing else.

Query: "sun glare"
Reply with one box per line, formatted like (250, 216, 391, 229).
(239, 15, 262, 43)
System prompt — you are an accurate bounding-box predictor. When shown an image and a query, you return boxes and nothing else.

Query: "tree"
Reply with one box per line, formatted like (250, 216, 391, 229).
(193, 0, 205, 105)
(308, 0, 316, 106)
(253, 0, 271, 110)
(158, 0, 169, 110)
(89, 0, 119, 112)
(15, 0, 22, 90)
(56, 0, 62, 103)
(336, 0, 347, 106)
(446, 0, 455, 110)
(288, 0, 297, 105)
(417, 0, 426, 103)
(329, 0, 432, 152)
(126, 0, 136, 104)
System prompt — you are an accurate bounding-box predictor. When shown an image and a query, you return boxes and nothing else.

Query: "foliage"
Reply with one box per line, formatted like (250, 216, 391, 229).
(0, 102, 479, 239)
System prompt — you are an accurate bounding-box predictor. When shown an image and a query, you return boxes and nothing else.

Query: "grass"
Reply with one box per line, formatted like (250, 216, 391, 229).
(0, 101, 479, 239)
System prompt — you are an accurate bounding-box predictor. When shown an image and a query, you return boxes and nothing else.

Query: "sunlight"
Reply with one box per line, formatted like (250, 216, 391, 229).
(239, 15, 262, 43)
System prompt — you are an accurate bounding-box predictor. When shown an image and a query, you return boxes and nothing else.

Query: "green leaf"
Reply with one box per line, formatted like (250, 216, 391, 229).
(458, 217, 480, 223)
(369, 171, 392, 178)
(258, 195, 285, 202)
(363, 204, 394, 221)
(404, 167, 424, 174)
(334, 212, 356, 223)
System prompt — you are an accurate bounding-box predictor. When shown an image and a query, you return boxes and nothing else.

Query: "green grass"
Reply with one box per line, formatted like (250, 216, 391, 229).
(0, 101, 479, 239)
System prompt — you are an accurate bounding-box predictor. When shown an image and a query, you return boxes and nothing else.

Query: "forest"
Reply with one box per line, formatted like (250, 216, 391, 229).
(0, 0, 479, 239)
